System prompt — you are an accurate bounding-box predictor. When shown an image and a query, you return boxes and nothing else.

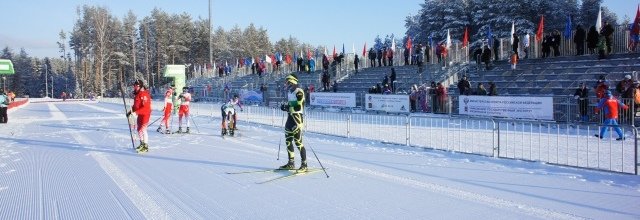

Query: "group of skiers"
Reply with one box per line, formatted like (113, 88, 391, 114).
(155, 84, 193, 135)
(125, 73, 310, 171)
(127, 80, 194, 153)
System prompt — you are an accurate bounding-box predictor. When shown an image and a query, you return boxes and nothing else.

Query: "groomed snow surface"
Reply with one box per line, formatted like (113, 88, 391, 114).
(0, 100, 639, 219)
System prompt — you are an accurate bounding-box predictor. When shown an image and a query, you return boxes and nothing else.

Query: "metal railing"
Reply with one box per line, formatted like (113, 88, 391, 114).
(101, 97, 638, 174)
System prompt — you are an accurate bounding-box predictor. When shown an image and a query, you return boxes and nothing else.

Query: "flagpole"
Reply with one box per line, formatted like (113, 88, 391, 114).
(209, 0, 213, 72)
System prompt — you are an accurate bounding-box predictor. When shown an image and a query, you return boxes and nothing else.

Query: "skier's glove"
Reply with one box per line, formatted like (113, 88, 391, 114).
(280, 104, 289, 112)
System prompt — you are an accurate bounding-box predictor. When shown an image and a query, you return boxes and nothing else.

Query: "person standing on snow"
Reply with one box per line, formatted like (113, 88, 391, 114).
(574, 82, 589, 122)
(127, 80, 152, 153)
(220, 94, 243, 132)
(279, 74, 308, 172)
(157, 85, 174, 134)
(0, 89, 9, 123)
(177, 87, 192, 133)
(595, 90, 628, 140)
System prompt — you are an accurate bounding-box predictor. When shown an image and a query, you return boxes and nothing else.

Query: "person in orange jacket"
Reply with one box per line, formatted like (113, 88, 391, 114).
(595, 90, 628, 140)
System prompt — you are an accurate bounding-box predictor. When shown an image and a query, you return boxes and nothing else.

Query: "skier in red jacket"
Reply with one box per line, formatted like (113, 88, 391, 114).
(127, 79, 152, 152)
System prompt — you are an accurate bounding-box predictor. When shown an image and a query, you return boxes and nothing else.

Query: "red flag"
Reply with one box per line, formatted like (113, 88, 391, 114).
(307, 48, 311, 60)
(285, 54, 292, 64)
(536, 15, 544, 42)
(362, 42, 367, 56)
(462, 27, 469, 48)
(332, 45, 337, 59)
(406, 36, 412, 50)
(632, 5, 640, 35)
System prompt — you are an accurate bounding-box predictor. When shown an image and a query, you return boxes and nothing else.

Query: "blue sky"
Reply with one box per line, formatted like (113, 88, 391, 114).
(0, 0, 635, 58)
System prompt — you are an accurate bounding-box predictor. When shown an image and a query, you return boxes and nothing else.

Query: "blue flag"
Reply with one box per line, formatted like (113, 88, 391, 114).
(342, 43, 345, 55)
(428, 33, 433, 47)
(564, 15, 572, 39)
(486, 26, 493, 46)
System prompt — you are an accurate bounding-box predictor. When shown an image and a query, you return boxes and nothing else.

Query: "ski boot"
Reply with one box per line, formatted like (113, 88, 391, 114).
(229, 128, 234, 136)
(140, 143, 149, 152)
(136, 143, 149, 153)
(279, 160, 295, 170)
(185, 127, 190, 134)
(176, 127, 183, 134)
(221, 128, 227, 136)
(156, 127, 162, 133)
(165, 129, 171, 134)
(297, 161, 308, 172)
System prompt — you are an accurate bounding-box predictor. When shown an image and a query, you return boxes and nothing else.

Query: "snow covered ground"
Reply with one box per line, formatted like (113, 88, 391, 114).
(1, 100, 639, 219)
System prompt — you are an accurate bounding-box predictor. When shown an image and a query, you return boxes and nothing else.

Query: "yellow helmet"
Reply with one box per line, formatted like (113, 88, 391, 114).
(285, 74, 298, 85)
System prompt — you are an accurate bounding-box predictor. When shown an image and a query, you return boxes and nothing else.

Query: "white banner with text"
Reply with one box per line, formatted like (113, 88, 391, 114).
(310, 92, 356, 108)
(365, 94, 410, 113)
(458, 95, 553, 120)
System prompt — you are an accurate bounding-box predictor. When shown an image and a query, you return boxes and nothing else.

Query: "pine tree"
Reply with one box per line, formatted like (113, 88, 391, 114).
(579, 0, 602, 28)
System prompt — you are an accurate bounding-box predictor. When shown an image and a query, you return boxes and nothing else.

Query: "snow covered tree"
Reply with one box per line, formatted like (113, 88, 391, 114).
(404, 14, 422, 43)
(579, 0, 602, 27)
(373, 35, 383, 50)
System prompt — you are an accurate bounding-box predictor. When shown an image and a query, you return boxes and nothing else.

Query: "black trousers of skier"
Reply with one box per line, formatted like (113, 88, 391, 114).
(285, 113, 306, 163)
(0, 107, 7, 123)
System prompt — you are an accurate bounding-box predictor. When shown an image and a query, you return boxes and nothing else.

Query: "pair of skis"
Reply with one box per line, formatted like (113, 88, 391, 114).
(226, 168, 323, 184)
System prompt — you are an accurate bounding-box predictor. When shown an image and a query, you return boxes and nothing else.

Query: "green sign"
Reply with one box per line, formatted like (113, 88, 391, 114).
(0, 59, 15, 75)
(163, 65, 186, 93)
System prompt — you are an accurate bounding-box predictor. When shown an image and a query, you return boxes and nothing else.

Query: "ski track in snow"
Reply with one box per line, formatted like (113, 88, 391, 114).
(327, 161, 586, 220)
(47, 103, 173, 219)
(223, 134, 586, 220)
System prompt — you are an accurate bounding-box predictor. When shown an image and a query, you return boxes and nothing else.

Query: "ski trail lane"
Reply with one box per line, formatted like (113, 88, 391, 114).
(48, 103, 174, 219)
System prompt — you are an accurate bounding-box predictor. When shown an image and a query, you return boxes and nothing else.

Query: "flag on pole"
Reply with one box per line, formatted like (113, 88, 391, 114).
(324, 46, 328, 56)
(352, 43, 356, 54)
(307, 48, 311, 60)
(632, 4, 640, 35)
(510, 21, 515, 45)
(406, 36, 412, 57)
(333, 45, 337, 59)
(446, 29, 451, 49)
(564, 15, 572, 39)
(428, 33, 433, 48)
(487, 26, 493, 45)
(342, 43, 345, 55)
(391, 36, 396, 52)
(536, 16, 544, 42)
(285, 54, 292, 64)
(462, 27, 469, 48)
(596, 7, 602, 32)
(362, 42, 367, 57)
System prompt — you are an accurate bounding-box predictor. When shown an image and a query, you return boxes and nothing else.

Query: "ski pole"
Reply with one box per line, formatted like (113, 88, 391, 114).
(119, 83, 137, 150)
(277, 110, 286, 160)
(303, 130, 329, 178)
(148, 115, 162, 127)
(189, 114, 200, 133)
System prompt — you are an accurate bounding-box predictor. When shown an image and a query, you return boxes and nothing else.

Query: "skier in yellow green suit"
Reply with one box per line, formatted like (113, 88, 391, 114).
(279, 74, 308, 172)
